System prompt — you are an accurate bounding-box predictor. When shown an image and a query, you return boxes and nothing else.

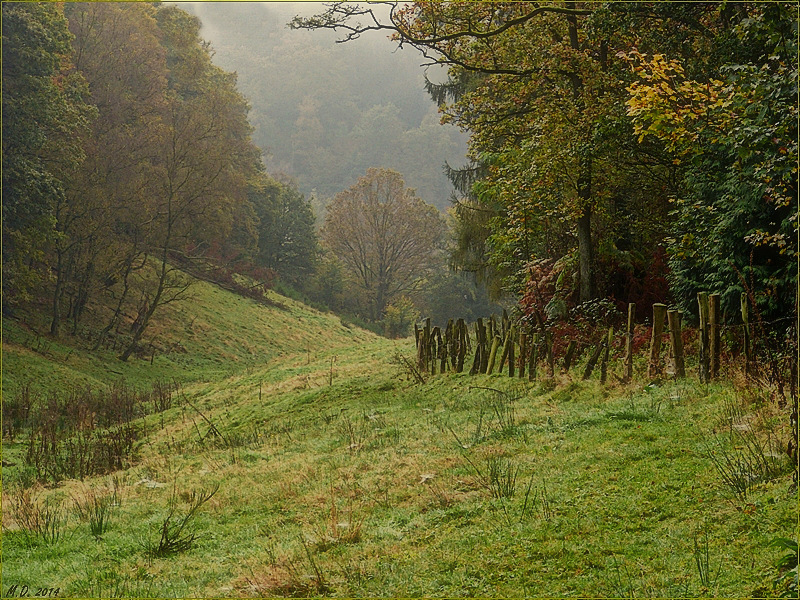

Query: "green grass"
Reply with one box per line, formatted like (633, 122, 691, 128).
(2, 277, 796, 597)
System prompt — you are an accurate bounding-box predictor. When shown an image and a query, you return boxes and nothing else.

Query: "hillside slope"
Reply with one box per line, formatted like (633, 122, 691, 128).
(2, 278, 378, 398)
(1, 278, 796, 598)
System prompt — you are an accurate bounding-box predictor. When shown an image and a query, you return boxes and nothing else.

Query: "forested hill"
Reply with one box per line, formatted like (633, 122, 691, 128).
(180, 1, 469, 210)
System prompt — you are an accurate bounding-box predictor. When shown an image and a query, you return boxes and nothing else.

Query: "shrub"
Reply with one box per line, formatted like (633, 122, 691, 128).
(383, 296, 419, 339)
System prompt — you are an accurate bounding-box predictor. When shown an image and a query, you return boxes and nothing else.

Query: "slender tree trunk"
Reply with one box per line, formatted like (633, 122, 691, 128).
(576, 207, 594, 302)
(50, 247, 67, 337)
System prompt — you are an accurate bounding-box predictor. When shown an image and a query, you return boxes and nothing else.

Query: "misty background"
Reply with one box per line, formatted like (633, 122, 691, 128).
(179, 2, 469, 214)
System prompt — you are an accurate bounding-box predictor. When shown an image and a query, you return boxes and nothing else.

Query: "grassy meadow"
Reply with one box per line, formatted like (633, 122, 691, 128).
(1, 278, 796, 598)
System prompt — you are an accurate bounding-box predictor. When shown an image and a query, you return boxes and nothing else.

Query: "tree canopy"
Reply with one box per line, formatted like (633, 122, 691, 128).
(294, 1, 798, 327)
(323, 167, 446, 320)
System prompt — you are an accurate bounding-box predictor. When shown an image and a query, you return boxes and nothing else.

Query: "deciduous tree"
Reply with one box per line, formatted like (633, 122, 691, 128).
(322, 168, 446, 320)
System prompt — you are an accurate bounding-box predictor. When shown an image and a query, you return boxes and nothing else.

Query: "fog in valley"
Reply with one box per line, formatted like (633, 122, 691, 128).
(179, 1, 469, 212)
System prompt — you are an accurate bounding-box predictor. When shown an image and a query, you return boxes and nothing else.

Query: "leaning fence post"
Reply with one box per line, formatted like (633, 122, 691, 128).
(563, 340, 577, 373)
(648, 303, 667, 378)
(486, 335, 502, 374)
(583, 334, 605, 381)
(518, 331, 527, 379)
(600, 327, 613, 384)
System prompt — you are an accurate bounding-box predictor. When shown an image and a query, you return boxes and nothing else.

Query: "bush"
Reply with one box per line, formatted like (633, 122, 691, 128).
(383, 296, 419, 339)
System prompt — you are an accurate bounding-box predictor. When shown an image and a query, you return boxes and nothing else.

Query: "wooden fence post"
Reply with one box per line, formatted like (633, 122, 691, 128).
(600, 327, 613, 384)
(470, 324, 482, 375)
(519, 331, 527, 379)
(648, 303, 667, 378)
(486, 335, 502, 374)
(456, 319, 467, 373)
(563, 340, 577, 372)
(583, 334, 606, 381)
(528, 333, 539, 381)
(545, 331, 555, 377)
(624, 303, 635, 382)
(437, 327, 447, 373)
(667, 309, 685, 378)
(430, 325, 439, 376)
(709, 293, 721, 379)
(697, 292, 710, 383)
(417, 325, 427, 371)
(480, 321, 489, 373)
(507, 327, 516, 377)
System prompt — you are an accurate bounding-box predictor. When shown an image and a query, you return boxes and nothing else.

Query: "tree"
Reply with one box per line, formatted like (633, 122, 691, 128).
(322, 168, 446, 320)
(248, 173, 319, 287)
(291, 2, 669, 303)
(623, 2, 798, 323)
(51, 2, 168, 337)
(119, 6, 260, 361)
(2, 3, 94, 312)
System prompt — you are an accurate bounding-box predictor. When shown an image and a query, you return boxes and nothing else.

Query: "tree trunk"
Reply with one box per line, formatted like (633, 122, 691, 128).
(50, 248, 66, 337)
(577, 207, 594, 303)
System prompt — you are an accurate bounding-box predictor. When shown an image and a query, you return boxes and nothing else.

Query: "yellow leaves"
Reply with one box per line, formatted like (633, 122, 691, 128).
(624, 52, 744, 154)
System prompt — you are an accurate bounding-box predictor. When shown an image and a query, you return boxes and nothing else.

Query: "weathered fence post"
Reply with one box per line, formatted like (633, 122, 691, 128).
(546, 331, 555, 377)
(456, 319, 467, 373)
(600, 327, 613, 384)
(486, 335, 502, 374)
(709, 293, 721, 379)
(667, 309, 685, 378)
(697, 292, 710, 383)
(583, 334, 606, 381)
(437, 326, 446, 373)
(430, 325, 439, 376)
(507, 327, 516, 377)
(563, 339, 577, 373)
(417, 324, 427, 371)
(470, 324, 482, 375)
(519, 331, 528, 379)
(528, 332, 539, 381)
(624, 303, 635, 382)
(480, 319, 490, 374)
(648, 303, 667, 378)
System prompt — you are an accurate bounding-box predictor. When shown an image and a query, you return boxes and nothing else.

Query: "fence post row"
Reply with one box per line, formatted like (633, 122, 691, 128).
(415, 291, 737, 385)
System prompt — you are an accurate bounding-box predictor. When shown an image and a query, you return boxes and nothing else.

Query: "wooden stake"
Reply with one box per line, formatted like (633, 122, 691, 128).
(648, 303, 667, 378)
(487, 335, 502, 374)
(583, 335, 606, 381)
(479, 320, 489, 374)
(667, 309, 685, 378)
(507, 327, 516, 377)
(519, 332, 528, 379)
(600, 327, 613, 384)
(563, 340, 577, 372)
(456, 319, 467, 373)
